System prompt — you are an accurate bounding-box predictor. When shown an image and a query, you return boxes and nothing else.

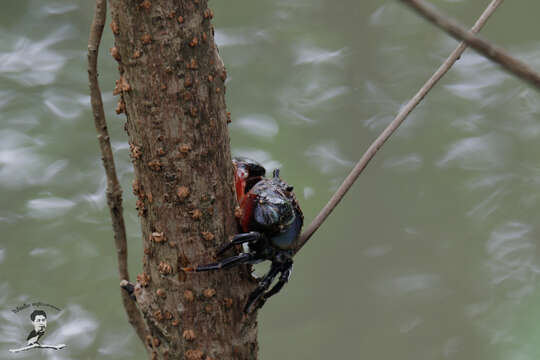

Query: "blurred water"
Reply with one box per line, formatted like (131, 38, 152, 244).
(1, 0, 540, 359)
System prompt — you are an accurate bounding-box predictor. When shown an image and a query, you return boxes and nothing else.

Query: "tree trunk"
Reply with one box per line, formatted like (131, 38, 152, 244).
(108, 1, 258, 358)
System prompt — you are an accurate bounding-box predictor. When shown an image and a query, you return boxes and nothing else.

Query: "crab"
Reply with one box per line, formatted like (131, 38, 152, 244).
(184, 157, 303, 313)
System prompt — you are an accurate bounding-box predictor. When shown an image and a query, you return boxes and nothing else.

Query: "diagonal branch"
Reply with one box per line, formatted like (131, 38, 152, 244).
(87, 0, 149, 347)
(295, 0, 503, 251)
(400, 0, 540, 90)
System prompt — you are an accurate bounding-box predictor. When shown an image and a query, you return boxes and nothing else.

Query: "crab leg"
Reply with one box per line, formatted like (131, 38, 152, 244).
(254, 261, 293, 311)
(217, 231, 263, 255)
(263, 261, 293, 299)
(244, 261, 282, 313)
(186, 252, 256, 272)
(245, 259, 293, 313)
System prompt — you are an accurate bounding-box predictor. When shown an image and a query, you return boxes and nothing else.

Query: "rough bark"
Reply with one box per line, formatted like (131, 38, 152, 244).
(107, 0, 258, 358)
(88, 0, 150, 348)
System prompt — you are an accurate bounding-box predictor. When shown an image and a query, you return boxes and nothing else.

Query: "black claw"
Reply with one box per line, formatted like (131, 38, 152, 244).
(243, 262, 280, 313)
(244, 289, 266, 314)
(244, 294, 269, 314)
(243, 259, 293, 314)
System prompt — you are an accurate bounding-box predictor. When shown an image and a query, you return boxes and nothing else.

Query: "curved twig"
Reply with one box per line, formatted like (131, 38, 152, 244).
(87, 0, 149, 346)
(400, 0, 540, 89)
(296, 0, 504, 251)
(9, 343, 66, 353)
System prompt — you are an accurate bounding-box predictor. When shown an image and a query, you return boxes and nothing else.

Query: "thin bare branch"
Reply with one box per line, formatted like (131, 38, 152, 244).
(400, 0, 540, 89)
(87, 0, 149, 346)
(296, 0, 503, 251)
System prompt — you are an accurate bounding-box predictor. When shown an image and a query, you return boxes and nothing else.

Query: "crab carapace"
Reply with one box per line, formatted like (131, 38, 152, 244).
(184, 157, 303, 313)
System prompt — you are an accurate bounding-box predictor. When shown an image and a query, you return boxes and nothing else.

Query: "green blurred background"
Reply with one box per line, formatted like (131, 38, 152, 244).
(1, 0, 540, 359)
